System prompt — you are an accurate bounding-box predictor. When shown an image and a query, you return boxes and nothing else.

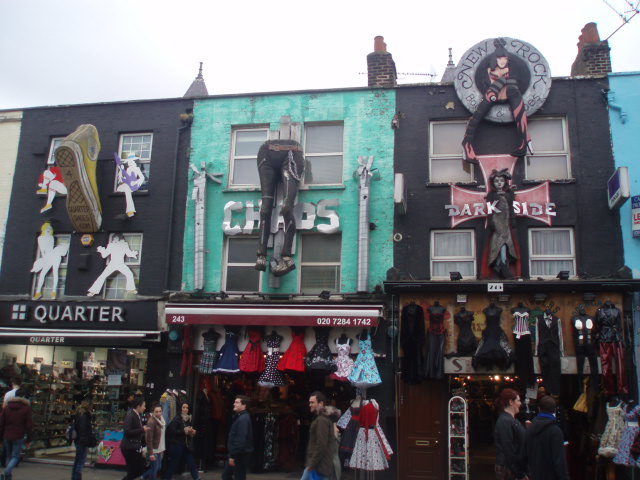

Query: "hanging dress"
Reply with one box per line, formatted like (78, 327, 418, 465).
(348, 335, 382, 388)
(330, 337, 355, 381)
(278, 327, 307, 372)
(425, 304, 446, 379)
(348, 400, 393, 471)
(240, 327, 266, 373)
(473, 305, 513, 370)
(338, 405, 361, 466)
(198, 329, 220, 374)
(305, 327, 337, 372)
(511, 307, 535, 388)
(614, 404, 640, 465)
(213, 326, 241, 373)
(454, 308, 477, 356)
(258, 332, 287, 387)
(598, 402, 626, 458)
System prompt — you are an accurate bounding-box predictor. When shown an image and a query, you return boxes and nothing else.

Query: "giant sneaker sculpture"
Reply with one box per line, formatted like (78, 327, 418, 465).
(55, 124, 102, 232)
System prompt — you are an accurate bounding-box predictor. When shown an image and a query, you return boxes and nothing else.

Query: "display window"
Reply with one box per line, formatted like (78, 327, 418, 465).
(0, 344, 147, 463)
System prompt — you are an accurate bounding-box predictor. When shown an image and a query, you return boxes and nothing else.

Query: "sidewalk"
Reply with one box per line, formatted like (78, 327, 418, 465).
(4, 460, 303, 479)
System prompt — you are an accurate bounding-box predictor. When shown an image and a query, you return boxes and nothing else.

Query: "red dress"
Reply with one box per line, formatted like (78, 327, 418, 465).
(278, 328, 307, 372)
(239, 327, 266, 373)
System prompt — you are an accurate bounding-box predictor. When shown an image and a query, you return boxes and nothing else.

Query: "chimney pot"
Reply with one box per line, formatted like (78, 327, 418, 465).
(374, 36, 387, 52)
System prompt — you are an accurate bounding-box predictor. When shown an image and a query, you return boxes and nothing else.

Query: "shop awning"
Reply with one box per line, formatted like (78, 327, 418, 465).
(165, 303, 384, 327)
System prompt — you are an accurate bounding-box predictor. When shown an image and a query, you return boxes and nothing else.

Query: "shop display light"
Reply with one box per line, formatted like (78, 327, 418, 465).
(450, 272, 463, 281)
(556, 271, 570, 280)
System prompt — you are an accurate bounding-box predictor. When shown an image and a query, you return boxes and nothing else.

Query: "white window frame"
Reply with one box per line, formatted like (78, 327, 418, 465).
(47, 137, 65, 165)
(429, 121, 474, 184)
(102, 232, 143, 299)
(222, 236, 262, 292)
(528, 227, 576, 279)
(525, 117, 571, 180)
(430, 229, 476, 280)
(31, 233, 71, 299)
(114, 133, 153, 191)
(229, 127, 269, 188)
(302, 122, 344, 187)
(298, 233, 342, 294)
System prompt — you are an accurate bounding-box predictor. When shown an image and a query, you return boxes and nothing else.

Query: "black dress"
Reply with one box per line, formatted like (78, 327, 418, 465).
(454, 308, 477, 356)
(473, 304, 513, 370)
(305, 327, 336, 372)
(536, 310, 562, 395)
(194, 390, 215, 463)
(425, 304, 446, 379)
(401, 303, 426, 383)
(258, 332, 287, 387)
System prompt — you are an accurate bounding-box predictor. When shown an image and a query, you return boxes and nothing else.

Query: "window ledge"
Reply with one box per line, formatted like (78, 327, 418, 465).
(108, 190, 150, 197)
(223, 185, 346, 193)
(521, 178, 576, 185)
(425, 182, 479, 188)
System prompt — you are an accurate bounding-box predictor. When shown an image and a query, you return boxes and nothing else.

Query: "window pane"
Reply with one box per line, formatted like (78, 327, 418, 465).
(531, 260, 574, 276)
(430, 158, 472, 183)
(531, 230, 571, 255)
(433, 232, 472, 257)
(432, 261, 475, 277)
(304, 156, 342, 184)
(526, 155, 568, 180)
(121, 134, 153, 160)
(226, 266, 259, 291)
(432, 123, 466, 155)
(104, 267, 140, 299)
(228, 238, 257, 263)
(529, 119, 564, 151)
(301, 266, 340, 293)
(306, 125, 343, 153)
(301, 235, 341, 262)
(233, 158, 260, 185)
(236, 130, 267, 156)
(122, 234, 142, 264)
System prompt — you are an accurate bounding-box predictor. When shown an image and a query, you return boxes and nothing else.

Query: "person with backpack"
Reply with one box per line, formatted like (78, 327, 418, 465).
(71, 400, 95, 480)
(0, 389, 33, 480)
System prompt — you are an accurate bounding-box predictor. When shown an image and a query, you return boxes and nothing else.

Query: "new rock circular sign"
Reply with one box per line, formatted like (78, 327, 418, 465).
(454, 37, 552, 123)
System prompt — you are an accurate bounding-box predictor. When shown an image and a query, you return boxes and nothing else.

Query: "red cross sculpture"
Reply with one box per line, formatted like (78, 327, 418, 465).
(447, 154, 554, 228)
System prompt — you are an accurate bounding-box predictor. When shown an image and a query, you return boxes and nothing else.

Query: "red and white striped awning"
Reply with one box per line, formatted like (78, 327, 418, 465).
(165, 303, 383, 327)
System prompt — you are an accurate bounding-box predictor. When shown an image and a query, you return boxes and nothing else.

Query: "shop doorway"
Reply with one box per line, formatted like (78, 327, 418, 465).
(397, 378, 448, 479)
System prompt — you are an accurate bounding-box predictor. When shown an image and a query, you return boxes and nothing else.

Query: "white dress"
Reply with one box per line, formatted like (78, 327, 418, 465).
(348, 399, 393, 471)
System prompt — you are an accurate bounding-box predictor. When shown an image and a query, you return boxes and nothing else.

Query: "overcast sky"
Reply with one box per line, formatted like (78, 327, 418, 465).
(1, 0, 638, 110)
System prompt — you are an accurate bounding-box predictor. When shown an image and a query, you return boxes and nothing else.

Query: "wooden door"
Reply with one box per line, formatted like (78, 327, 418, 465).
(397, 377, 448, 479)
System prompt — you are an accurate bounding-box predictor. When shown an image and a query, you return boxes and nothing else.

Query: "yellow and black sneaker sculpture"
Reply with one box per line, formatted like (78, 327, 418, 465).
(55, 124, 102, 232)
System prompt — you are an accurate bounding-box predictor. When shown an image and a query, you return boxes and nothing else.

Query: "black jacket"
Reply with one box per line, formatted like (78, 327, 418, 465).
(494, 412, 526, 478)
(227, 410, 253, 458)
(524, 414, 569, 480)
(74, 411, 94, 447)
(121, 409, 145, 451)
(167, 414, 195, 450)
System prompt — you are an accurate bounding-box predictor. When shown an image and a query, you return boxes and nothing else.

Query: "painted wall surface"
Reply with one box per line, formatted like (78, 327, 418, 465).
(609, 72, 640, 277)
(0, 111, 22, 271)
(184, 89, 396, 293)
(394, 78, 623, 280)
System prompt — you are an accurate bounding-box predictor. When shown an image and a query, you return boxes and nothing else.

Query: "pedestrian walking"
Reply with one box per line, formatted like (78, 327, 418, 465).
(524, 395, 569, 480)
(494, 388, 527, 480)
(2, 378, 22, 406)
(71, 400, 96, 480)
(143, 403, 166, 480)
(222, 395, 253, 480)
(301, 391, 338, 480)
(164, 402, 200, 480)
(0, 389, 33, 480)
(121, 397, 149, 480)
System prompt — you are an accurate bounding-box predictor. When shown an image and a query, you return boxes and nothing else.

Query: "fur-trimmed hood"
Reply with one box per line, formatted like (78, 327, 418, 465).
(5, 396, 30, 409)
(320, 405, 342, 422)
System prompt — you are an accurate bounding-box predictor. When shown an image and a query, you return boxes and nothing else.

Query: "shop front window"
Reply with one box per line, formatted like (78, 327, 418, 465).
(0, 344, 147, 464)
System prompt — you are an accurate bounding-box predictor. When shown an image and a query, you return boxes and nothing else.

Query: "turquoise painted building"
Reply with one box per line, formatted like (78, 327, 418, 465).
(609, 72, 640, 277)
(182, 88, 396, 294)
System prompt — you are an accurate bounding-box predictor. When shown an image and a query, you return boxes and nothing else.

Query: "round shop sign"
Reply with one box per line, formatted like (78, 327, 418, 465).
(454, 37, 552, 123)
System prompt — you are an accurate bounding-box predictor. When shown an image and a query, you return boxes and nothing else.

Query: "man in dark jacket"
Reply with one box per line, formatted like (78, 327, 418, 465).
(121, 397, 149, 480)
(524, 395, 569, 480)
(301, 391, 337, 480)
(222, 395, 253, 480)
(0, 391, 33, 480)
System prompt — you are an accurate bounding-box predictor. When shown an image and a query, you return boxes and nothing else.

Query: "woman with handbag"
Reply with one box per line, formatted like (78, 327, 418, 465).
(164, 402, 200, 480)
(121, 397, 150, 480)
(143, 402, 166, 480)
(71, 400, 96, 480)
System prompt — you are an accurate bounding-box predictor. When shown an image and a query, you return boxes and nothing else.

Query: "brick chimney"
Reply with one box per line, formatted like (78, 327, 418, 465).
(367, 36, 397, 88)
(571, 22, 612, 77)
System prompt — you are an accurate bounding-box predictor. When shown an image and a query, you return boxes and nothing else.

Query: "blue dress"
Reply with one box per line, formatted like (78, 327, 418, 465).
(213, 326, 241, 373)
(348, 337, 381, 388)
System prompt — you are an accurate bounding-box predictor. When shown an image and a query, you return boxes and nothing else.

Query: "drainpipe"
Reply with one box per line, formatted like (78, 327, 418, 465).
(356, 156, 376, 292)
(606, 90, 627, 124)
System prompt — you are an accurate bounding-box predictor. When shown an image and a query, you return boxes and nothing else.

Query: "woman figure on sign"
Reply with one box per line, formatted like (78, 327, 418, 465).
(486, 168, 517, 279)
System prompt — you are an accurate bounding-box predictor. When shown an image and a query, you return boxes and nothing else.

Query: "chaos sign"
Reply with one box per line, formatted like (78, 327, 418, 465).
(454, 37, 552, 123)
